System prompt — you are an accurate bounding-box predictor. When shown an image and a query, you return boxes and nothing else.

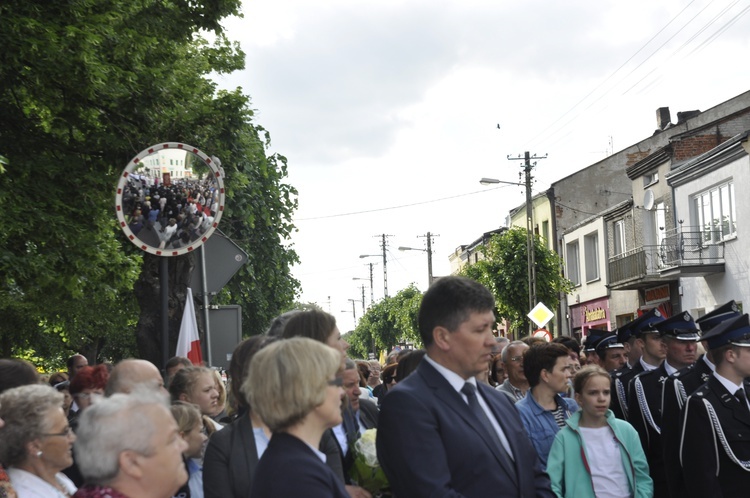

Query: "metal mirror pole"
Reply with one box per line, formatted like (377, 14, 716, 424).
(161, 257, 169, 372)
(200, 245, 212, 366)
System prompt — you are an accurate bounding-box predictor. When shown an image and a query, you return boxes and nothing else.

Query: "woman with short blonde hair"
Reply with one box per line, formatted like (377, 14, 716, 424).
(244, 337, 348, 497)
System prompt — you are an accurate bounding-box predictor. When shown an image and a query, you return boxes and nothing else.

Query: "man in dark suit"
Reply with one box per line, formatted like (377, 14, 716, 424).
(376, 276, 553, 498)
(681, 313, 750, 498)
(333, 359, 378, 497)
(661, 301, 740, 498)
(629, 311, 700, 498)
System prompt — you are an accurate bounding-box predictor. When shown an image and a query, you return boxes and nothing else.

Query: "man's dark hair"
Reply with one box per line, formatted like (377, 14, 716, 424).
(396, 349, 426, 382)
(165, 356, 192, 371)
(0, 358, 39, 394)
(418, 276, 494, 347)
(552, 336, 580, 355)
(228, 335, 278, 413)
(281, 309, 337, 343)
(66, 354, 84, 372)
(711, 343, 735, 368)
(522, 343, 570, 388)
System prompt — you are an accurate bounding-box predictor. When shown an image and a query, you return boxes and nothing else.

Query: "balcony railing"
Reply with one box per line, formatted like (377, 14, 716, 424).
(609, 246, 659, 284)
(608, 227, 725, 286)
(658, 228, 725, 267)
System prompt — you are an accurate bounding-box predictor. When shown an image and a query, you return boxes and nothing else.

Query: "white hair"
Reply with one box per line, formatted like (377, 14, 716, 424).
(74, 387, 169, 485)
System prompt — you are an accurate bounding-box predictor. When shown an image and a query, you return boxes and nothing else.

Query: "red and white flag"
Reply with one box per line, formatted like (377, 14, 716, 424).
(176, 288, 203, 365)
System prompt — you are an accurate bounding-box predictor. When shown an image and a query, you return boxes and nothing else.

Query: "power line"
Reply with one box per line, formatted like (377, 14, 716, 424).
(521, 0, 699, 149)
(295, 184, 517, 221)
(525, 0, 749, 153)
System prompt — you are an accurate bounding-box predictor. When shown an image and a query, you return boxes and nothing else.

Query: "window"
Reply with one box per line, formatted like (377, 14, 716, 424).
(584, 232, 599, 282)
(566, 241, 580, 286)
(693, 181, 736, 242)
(643, 172, 659, 187)
(613, 220, 626, 256)
(542, 220, 549, 244)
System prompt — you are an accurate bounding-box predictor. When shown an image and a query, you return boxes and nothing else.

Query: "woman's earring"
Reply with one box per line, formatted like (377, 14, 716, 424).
(36, 451, 43, 457)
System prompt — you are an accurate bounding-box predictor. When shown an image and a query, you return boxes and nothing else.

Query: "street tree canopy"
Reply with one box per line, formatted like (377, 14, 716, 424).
(0, 0, 299, 366)
(347, 285, 423, 359)
(460, 227, 573, 335)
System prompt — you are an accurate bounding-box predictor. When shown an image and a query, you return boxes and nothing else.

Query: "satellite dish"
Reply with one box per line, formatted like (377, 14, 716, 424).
(643, 189, 655, 211)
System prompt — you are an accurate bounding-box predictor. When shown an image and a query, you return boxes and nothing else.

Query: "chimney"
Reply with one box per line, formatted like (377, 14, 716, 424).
(656, 107, 671, 130)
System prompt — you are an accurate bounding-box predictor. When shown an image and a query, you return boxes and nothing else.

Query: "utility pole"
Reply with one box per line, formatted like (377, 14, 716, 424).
(359, 284, 366, 313)
(508, 151, 547, 333)
(415, 232, 439, 285)
(368, 263, 375, 304)
(377, 234, 392, 297)
(348, 298, 357, 322)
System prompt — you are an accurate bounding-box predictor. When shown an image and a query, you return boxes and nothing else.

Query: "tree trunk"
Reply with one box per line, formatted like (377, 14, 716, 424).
(133, 252, 197, 368)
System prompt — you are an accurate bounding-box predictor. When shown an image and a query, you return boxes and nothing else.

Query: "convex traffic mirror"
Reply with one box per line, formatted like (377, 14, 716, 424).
(115, 142, 225, 256)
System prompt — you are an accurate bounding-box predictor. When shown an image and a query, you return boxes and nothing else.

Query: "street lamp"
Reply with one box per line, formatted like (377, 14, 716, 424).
(480, 175, 535, 324)
(480, 177, 522, 186)
(398, 242, 434, 286)
(480, 151, 545, 335)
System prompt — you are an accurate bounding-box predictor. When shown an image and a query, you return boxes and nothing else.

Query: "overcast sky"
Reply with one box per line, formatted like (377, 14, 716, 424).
(216, 0, 750, 332)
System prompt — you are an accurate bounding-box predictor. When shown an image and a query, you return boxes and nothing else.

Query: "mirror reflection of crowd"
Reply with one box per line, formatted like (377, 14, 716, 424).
(122, 176, 219, 249)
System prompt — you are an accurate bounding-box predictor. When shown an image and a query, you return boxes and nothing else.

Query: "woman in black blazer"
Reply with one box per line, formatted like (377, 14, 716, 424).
(246, 337, 350, 498)
(202, 336, 344, 498)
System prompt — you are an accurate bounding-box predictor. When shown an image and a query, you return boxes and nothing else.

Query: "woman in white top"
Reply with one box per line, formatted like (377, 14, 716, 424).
(547, 366, 652, 498)
(0, 384, 77, 498)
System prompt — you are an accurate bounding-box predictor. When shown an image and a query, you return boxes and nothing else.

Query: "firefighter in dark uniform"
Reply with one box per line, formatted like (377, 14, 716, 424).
(661, 301, 740, 498)
(681, 312, 750, 498)
(592, 332, 627, 372)
(611, 308, 665, 421)
(581, 328, 608, 368)
(629, 311, 701, 498)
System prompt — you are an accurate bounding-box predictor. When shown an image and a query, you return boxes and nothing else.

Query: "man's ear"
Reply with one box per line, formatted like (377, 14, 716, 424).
(432, 326, 452, 351)
(118, 450, 144, 480)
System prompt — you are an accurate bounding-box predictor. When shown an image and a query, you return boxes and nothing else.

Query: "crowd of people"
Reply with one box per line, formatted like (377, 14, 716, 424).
(122, 177, 219, 249)
(1, 276, 749, 497)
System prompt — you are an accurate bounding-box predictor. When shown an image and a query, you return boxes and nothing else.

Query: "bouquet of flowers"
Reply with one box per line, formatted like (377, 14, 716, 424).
(350, 428, 390, 496)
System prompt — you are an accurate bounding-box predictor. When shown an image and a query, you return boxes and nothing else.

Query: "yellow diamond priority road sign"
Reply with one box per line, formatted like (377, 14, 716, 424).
(528, 302, 554, 328)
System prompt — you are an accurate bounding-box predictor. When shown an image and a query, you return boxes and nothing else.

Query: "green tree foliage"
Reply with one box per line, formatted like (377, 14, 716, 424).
(460, 227, 573, 335)
(347, 285, 423, 359)
(0, 0, 298, 367)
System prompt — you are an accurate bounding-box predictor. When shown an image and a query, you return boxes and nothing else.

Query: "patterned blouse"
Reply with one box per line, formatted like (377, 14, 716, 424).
(73, 485, 129, 498)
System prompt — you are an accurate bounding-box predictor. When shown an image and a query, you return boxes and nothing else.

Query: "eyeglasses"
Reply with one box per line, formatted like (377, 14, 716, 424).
(327, 377, 344, 387)
(509, 356, 523, 362)
(42, 426, 74, 438)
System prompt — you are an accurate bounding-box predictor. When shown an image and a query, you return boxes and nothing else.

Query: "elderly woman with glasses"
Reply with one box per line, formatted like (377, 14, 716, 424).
(245, 337, 349, 497)
(0, 384, 78, 498)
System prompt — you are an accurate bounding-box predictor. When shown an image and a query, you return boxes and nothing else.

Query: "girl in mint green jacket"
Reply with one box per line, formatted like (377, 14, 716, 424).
(547, 366, 653, 498)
